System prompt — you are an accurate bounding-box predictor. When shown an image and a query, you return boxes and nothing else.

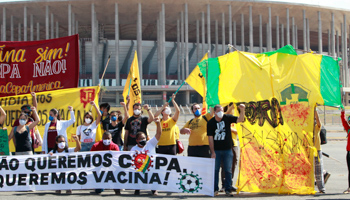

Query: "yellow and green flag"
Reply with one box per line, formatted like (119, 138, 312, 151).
(123, 51, 142, 117)
(197, 45, 341, 194)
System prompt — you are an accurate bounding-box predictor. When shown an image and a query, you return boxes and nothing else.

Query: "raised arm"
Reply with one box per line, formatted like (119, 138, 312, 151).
(314, 108, 321, 127)
(154, 117, 162, 141)
(154, 102, 169, 118)
(0, 106, 6, 125)
(31, 92, 38, 110)
(28, 107, 40, 130)
(341, 108, 350, 132)
(144, 104, 154, 123)
(72, 135, 81, 152)
(236, 104, 246, 123)
(125, 95, 130, 111)
(91, 101, 102, 126)
(172, 94, 180, 122)
(121, 102, 129, 125)
(64, 106, 76, 127)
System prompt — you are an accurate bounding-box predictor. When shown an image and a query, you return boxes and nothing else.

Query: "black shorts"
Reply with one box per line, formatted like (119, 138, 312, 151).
(156, 145, 176, 155)
(188, 145, 211, 158)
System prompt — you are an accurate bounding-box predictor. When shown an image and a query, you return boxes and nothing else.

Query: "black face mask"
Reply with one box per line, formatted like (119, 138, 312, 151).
(139, 140, 147, 146)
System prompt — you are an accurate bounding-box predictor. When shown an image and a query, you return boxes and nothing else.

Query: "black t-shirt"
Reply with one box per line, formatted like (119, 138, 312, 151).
(124, 116, 149, 146)
(207, 114, 238, 150)
(107, 122, 124, 146)
(101, 114, 110, 131)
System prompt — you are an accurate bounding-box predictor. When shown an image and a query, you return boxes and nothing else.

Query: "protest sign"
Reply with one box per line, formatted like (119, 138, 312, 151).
(0, 35, 79, 97)
(0, 151, 214, 196)
(0, 129, 9, 155)
(0, 86, 100, 152)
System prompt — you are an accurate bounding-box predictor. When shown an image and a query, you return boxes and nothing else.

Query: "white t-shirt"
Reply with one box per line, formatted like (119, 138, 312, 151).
(130, 137, 158, 154)
(49, 148, 75, 154)
(76, 121, 98, 143)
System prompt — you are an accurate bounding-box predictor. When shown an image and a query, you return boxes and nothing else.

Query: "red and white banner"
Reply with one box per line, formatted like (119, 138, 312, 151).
(0, 35, 79, 97)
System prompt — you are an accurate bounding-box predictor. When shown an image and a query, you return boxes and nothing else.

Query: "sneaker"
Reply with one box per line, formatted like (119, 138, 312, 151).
(134, 190, 140, 195)
(55, 190, 61, 194)
(344, 188, 350, 194)
(225, 191, 234, 197)
(219, 187, 225, 192)
(214, 191, 219, 196)
(151, 190, 158, 196)
(324, 172, 331, 184)
(66, 190, 72, 194)
(319, 190, 325, 194)
(114, 189, 121, 195)
(231, 187, 237, 192)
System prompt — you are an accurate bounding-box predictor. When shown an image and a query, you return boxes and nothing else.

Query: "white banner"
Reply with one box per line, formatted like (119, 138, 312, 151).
(0, 151, 215, 196)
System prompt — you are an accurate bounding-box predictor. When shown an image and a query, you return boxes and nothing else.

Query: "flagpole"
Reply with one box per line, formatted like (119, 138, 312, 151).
(168, 81, 186, 103)
(98, 55, 111, 87)
(127, 77, 132, 96)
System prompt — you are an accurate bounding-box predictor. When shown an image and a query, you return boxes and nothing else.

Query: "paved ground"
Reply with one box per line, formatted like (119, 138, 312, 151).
(2, 115, 350, 199)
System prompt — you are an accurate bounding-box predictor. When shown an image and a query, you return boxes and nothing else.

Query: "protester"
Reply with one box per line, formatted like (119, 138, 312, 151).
(49, 134, 81, 194)
(76, 101, 102, 151)
(180, 103, 213, 157)
(207, 104, 245, 196)
(90, 131, 120, 195)
(8, 107, 40, 155)
(9, 92, 40, 152)
(154, 94, 180, 155)
(99, 102, 111, 132)
(0, 105, 6, 127)
(314, 109, 330, 193)
(107, 102, 129, 151)
(42, 106, 75, 154)
(340, 107, 350, 193)
(123, 103, 154, 151)
(131, 117, 162, 196)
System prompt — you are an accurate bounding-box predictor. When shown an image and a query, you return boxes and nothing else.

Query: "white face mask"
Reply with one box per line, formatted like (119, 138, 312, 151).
(58, 142, 65, 149)
(103, 139, 111, 146)
(134, 109, 141, 116)
(85, 118, 92, 124)
(19, 119, 27, 126)
(216, 111, 224, 119)
(164, 107, 171, 115)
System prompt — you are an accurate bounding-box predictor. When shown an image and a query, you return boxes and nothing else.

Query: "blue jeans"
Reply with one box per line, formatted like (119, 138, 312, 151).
(80, 142, 95, 152)
(118, 145, 123, 151)
(214, 149, 233, 192)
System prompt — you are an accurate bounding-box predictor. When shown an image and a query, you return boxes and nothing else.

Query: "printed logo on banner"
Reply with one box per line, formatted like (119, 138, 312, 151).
(131, 151, 154, 173)
(80, 88, 95, 108)
(177, 171, 203, 193)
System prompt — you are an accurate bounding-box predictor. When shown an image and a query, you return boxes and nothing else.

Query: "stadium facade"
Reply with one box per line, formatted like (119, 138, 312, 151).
(1, 0, 350, 106)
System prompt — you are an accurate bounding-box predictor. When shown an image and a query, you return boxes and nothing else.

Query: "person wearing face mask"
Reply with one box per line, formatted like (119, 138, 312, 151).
(180, 103, 214, 158)
(42, 106, 75, 154)
(153, 93, 180, 155)
(76, 101, 102, 152)
(90, 131, 120, 195)
(207, 104, 245, 196)
(106, 102, 129, 151)
(8, 107, 40, 155)
(131, 117, 162, 196)
(10, 92, 39, 152)
(49, 135, 81, 194)
(124, 103, 154, 151)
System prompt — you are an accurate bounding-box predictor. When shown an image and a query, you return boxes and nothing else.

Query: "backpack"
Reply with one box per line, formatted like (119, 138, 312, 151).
(320, 126, 327, 145)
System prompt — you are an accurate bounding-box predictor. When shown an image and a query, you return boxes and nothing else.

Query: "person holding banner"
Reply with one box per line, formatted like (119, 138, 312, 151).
(107, 102, 129, 151)
(131, 117, 162, 196)
(42, 106, 75, 154)
(8, 107, 40, 155)
(153, 93, 180, 155)
(180, 103, 213, 158)
(49, 134, 81, 194)
(0, 105, 5, 126)
(207, 104, 245, 196)
(124, 103, 154, 151)
(90, 131, 120, 195)
(76, 101, 102, 151)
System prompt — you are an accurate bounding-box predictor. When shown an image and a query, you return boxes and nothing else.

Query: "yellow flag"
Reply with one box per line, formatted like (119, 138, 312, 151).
(123, 51, 142, 117)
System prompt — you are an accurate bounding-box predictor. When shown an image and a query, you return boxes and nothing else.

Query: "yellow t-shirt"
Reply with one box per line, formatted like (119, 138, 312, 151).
(174, 125, 180, 140)
(314, 124, 321, 151)
(183, 113, 212, 146)
(158, 117, 177, 146)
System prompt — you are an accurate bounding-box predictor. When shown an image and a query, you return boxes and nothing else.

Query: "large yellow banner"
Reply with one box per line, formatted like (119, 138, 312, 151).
(0, 86, 100, 152)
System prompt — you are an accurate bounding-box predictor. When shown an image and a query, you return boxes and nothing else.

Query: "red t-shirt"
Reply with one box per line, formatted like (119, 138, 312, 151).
(90, 140, 120, 151)
(341, 110, 350, 151)
(47, 122, 58, 149)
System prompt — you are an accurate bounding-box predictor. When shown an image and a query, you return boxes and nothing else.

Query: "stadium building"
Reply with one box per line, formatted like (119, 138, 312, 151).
(0, 0, 350, 106)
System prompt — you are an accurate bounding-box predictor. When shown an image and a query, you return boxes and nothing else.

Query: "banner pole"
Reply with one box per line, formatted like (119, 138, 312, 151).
(98, 55, 111, 87)
(168, 81, 186, 103)
(127, 77, 132, 96)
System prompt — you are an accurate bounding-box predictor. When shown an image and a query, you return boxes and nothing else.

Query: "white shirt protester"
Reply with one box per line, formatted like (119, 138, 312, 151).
(76, 121, 98, 143)
(130, 137, 158, 154)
